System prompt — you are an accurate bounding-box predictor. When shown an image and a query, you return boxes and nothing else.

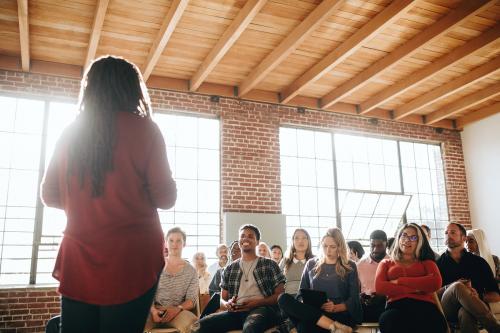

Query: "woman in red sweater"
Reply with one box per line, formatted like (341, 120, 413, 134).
(375, 223, 447, 333)
(41, 56, 176, 333)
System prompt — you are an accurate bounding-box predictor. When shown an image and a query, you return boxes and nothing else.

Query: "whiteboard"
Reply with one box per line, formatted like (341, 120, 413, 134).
(223, 212, 287, 250)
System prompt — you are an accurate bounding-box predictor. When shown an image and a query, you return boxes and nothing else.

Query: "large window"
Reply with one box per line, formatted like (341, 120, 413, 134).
(280, 128, 336, 247)
(0, 94, 220, 285)
(280, 128, 449, 252)
(154, 114, 220, 262)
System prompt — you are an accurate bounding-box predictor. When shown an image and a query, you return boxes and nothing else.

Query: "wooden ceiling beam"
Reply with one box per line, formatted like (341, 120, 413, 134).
(360, 24, 500, 114)
(320, 0, 494, 109)
(17, 0, 29, 72)
(456, 102, 500, 129)
(84, 0, 109, 70)
(142, 0, 189, 81)
(238, 0, 344, 97)
(394, 56, 500, 120)
(189, 0, 267, 92)
(280, 0, 415, 104)
(426, 82, 500, 125)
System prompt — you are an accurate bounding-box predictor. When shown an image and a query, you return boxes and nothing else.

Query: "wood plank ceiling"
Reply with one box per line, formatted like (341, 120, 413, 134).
(0, 0, 499, 129)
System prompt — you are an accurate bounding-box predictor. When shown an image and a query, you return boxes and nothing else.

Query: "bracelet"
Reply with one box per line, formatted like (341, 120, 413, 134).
(177, 305, 183, 311)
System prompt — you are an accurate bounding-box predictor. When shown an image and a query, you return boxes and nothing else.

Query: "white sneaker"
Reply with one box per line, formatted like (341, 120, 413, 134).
(330, 321, 353, 333)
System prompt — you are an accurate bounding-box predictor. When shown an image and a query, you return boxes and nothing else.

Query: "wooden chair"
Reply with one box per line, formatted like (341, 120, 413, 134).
(354, 322, 379, 333)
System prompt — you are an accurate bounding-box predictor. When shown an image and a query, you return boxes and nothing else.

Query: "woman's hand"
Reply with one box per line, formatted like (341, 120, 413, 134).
(320, 300, 335, 313)
(162, 306, 181, 322)
(151, 306, 165, 323)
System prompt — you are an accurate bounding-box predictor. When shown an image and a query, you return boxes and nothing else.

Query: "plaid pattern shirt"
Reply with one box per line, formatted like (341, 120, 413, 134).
(221, 257, 285, 298)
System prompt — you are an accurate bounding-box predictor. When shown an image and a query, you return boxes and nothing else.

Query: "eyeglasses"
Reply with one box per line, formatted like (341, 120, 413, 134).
(400, 234, 418, 242)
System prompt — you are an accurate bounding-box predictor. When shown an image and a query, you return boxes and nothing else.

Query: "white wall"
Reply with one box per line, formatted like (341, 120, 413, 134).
(461, 112, 500, 255)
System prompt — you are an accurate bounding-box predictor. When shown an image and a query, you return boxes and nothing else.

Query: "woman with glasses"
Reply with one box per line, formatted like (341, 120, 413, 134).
(375, 223, 447, 333)
(278, 228, 362, 333)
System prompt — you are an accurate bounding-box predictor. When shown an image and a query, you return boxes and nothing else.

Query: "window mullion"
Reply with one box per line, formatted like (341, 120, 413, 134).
(29, 100, 50, 284)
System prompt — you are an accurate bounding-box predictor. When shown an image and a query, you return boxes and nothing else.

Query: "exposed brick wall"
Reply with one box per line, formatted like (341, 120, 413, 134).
(0, 69, 471, 331)
(0, 288, 60, 332)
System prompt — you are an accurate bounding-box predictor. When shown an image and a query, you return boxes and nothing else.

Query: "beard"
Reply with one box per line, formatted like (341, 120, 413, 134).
(446, 239, 461, 249)
(371, 251, 386, 262)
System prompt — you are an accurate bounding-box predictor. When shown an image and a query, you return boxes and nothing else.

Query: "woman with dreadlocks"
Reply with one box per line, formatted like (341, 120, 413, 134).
(41, 56, 176, 333)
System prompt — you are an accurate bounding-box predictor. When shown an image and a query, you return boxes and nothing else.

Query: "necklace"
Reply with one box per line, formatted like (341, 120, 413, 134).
(240, 259, 257, 282)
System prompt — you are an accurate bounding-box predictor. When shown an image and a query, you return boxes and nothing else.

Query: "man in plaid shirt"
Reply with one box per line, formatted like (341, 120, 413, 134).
(192, 224, 285, 333)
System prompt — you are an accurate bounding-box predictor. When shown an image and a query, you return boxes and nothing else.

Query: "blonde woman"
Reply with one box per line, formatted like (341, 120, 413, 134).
(375, 223, 446, 333)
(257, 242, 272, 258)
(278, 228, 362, 333)
(192, 252, 211, 295)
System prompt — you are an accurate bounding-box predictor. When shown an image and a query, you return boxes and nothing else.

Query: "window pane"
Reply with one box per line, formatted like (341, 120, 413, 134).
(280, 127, 336, 244)
(155, 114, 220, 261)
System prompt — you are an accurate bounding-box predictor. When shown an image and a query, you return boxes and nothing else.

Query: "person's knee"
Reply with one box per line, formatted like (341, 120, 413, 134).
(242, 312, 267, 333)
(447, 281, 469, 297)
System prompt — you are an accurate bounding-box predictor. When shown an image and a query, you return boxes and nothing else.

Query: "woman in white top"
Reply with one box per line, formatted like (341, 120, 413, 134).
(192, 252, 211, 295)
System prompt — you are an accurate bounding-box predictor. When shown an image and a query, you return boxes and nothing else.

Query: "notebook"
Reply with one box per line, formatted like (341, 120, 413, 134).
(299, 288, 328, 308)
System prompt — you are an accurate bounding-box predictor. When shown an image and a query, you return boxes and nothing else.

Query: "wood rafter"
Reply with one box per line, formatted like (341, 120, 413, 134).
(320, 0, 494, 109)
(456, 101, 500, 128)
(238, 0, 344, 97)
(17, 0, 29, 72)
(142, 0, 189, 81)
(280, 0, 415, 104)
(394, 56, 500, 120)
(360, 24, 500, 114)
(84, 0, 109, 69)
(426, 82, 500, 125)
(190, 0, 267, 92)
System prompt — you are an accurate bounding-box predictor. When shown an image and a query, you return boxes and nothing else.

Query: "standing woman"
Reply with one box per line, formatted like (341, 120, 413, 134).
(257, 242, 272, 258)
(279, 228, 362, 333)
(41, 56, 176, 333)
(375, 223, 447, 333)
(280, 228, 314, 296)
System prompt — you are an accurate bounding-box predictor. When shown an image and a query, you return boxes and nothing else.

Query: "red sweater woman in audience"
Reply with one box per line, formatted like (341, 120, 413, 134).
(41, 56, 176, 333)
(375, 223, 447, 333)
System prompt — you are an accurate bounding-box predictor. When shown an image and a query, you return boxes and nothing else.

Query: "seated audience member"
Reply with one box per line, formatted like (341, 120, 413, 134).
(202, 241, 241, 319)
(192, 252, 211, 312)
(375, 223, 447, 333)
(421, 224, 440, 260)
(437, 223, 500, 333)
(207, 244, 228, 278)
(280, 228, 314, 297)
(347, 241, 365, 263)
(258, 241, 272, 258)
(271, 244, 284, 264)
(386, 237, 395, 252)
(466, 229, 500, 282)
(193, 252, 211, 295)
(193, 224, 285, 333)
(279, 228, 362, 333)
(208, 241, 241, 296)
(145, 227, 198, 333)
(357, 230, 389, 322)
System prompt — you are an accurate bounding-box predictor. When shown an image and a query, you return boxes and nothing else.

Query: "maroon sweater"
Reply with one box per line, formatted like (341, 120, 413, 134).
(41, 112, 176, 305)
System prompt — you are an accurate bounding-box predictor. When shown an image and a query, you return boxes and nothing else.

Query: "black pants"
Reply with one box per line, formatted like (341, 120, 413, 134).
(379, 298, 447, 333)
(200, 293, 220, 319)
(278, 293, 355, 333)
(60, 284, 156, 333)
(194, 305, 280, 333)
(361, 294, 386, 322)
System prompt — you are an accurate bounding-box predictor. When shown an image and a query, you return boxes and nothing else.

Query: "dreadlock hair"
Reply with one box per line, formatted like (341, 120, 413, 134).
(68, 56, 151, 196)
